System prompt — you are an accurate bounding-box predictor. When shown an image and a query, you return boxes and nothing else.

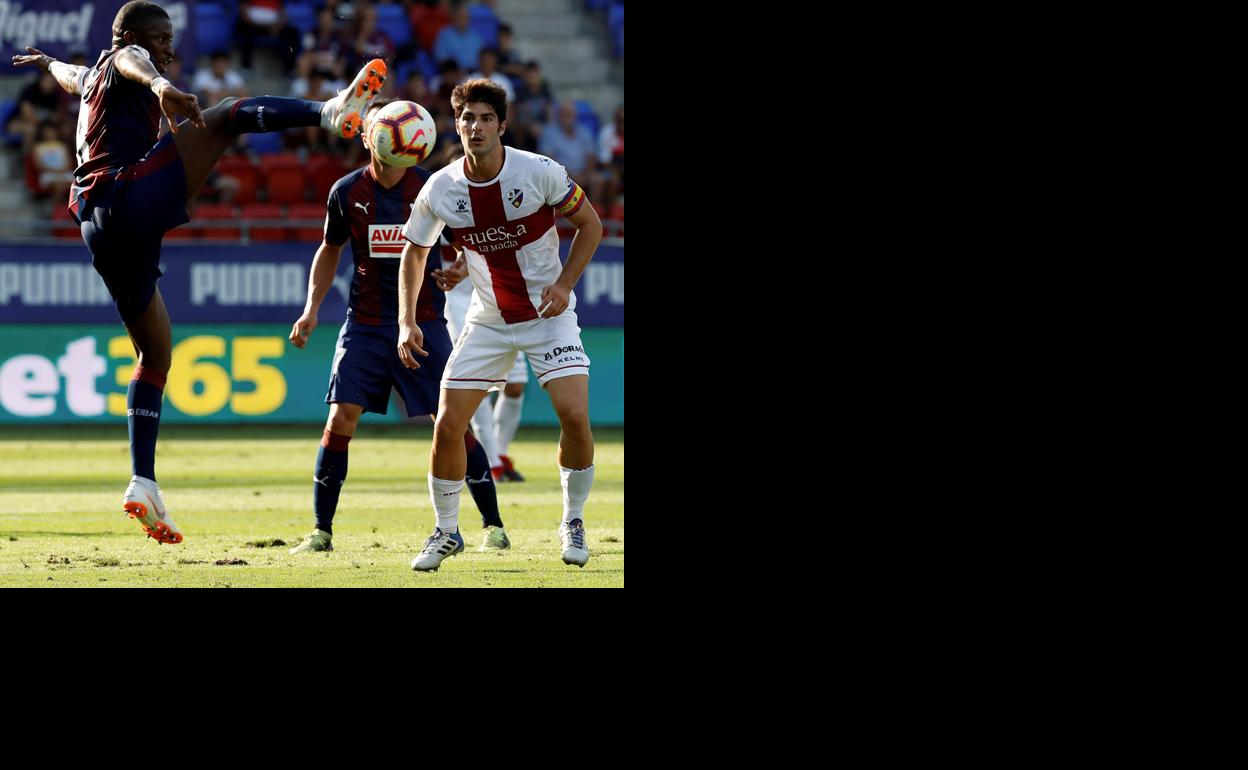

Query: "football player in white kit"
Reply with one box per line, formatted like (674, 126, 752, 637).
(397, 80, 602, 571)
(443, 252, 531, 483)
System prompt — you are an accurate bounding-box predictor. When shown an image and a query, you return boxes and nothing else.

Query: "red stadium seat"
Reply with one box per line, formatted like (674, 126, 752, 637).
(307, 153, 347, 203)
(242, 203, 287, 242)
(258, 152, 301, 173)
(196, 203, 240, 239)
(607, 202, 625, 237)
(50, 203, 78, 239)
(264, 166, 308, 204)
(288, 203, 326, 242)
(215, 155, 260, 204)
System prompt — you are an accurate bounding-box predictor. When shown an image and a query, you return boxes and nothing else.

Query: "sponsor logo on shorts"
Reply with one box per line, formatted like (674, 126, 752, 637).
(543, 344, 585, 362)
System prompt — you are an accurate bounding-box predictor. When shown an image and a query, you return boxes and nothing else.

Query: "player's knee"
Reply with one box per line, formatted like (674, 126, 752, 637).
(328, 413, 358, 435)
(555, 405, 590, 430)
(434, 411, 469, 443)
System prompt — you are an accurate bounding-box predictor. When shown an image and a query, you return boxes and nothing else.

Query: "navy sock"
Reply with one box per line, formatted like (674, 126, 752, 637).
(464, 431, 504, 528)
(314, 430, 350, 535)
(127, 367, 165, 482)
(227, 96, 324, 134)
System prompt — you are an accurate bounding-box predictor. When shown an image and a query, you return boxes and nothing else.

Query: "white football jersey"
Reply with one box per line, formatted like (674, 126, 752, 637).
(402, 147, 587, 325)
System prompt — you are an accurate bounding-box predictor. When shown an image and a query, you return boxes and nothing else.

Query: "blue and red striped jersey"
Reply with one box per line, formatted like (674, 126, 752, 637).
(325, 163, 445, 325)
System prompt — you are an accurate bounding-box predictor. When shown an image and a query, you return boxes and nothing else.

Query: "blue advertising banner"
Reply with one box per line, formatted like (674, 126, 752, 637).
(0, 0, 193, 67)
(0, 242, 625, 326)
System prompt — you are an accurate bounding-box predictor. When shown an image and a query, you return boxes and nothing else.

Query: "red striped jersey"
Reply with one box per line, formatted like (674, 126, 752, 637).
(325, 163, 444, 325)
(401, 147, 586, 325)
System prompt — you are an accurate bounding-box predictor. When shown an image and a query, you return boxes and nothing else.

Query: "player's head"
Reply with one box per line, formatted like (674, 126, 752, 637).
(112, 1, 174, 73)
(450, 79, 508, 159)
(361, 97, 398, 157)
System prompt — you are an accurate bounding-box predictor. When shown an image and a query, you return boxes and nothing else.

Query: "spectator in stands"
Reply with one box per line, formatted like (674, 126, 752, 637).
(300, 5, 348, 82)
(540, 101, 605, 205)
(237, 0, 302, 74)
(433, 3, 484, 71)
(510, 60, 553, 153)
(468, 47, 513, 103)
(193, 51, 249, 107)
(495, 23, 525, 80)
(30, 120, 73, 202)
(347, 3, 396, 75)
(402, 71, 434, 115)
(4, 71, 65, 152)
(597, 105, 623, 211)
(290, 68, 340, 151)
(431, 57, 466, 106)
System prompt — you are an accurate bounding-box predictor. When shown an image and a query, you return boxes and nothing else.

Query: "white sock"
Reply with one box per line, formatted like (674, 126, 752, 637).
(428, 474, 463, 534)
(560, 465, 594, 525)
(472, 396, 501, 468)
(318, 96, 336, 130)
(494, 392, 524, 457)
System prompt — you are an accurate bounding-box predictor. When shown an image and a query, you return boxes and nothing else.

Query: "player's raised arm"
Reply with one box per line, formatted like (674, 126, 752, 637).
(290, 241, 345, 348)
(114, 45, 205, 131)
(397, 241, 431, 368)
(541, 193, 603, 318)
(10, 47, 86, 96)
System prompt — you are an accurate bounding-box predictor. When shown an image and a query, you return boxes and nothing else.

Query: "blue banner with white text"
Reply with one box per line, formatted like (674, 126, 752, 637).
(0, 0, 193, 69)
(0, 242, 625, 326)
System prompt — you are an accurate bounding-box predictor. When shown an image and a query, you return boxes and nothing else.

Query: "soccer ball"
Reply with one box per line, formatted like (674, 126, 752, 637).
(368, 100, 437, 167)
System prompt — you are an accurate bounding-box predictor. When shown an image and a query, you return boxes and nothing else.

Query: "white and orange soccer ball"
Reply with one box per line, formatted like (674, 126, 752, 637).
(368, 100, 436, 167)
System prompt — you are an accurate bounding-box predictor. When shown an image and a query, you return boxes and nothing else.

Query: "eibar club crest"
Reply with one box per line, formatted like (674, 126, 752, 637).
(506, 189, 524, 208)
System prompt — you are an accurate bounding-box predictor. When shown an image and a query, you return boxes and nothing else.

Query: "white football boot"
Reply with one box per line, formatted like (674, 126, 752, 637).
(122, 476, 183, 544)
(320, 58, 387, 139)
(559, 519, 589, 567)
(411, 529, 465, 572)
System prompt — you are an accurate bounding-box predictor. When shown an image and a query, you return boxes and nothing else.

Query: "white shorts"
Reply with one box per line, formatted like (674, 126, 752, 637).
(446, 281, 528, 384)
(444, 311, 589, 391)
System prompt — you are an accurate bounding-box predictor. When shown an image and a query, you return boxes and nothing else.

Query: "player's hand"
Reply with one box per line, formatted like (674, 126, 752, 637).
(289, 314, 317, 348)
(538, 283, 571, 318)
(397, 323, 428, 369)
(11, 47, 51, 72)
(431, 260, 468, 291)
(157, 84, 206, 133)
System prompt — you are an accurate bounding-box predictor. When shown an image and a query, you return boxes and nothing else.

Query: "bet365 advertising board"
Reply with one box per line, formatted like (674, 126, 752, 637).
(0, 243, 623, 425)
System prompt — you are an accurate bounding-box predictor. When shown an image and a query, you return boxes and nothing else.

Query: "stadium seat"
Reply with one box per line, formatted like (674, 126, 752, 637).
(376, 3, 412, 47)
(215, 155, 260, 204)
(264, 165, 308, 204)
(289, 203, 327, 242)
(50, 203, 79, 239)
(196, 203, 241, 239)
(1, 99, 23, 148)
(574, 100, 600, 138)
(469, 4, 499, 48)
(284, 2, 318, 37)
(307, 154, 347, 202)
(608, 202, 625, 237)
(193, 2, 234, 55)
(416, 5, 451, 51)
(242, 203, 287, 241)
(608, 5, 624, 57)
(258, 152, 301, 173)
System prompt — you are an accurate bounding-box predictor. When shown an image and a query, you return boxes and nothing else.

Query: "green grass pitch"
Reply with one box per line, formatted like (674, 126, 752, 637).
(0, 425, 623, 588)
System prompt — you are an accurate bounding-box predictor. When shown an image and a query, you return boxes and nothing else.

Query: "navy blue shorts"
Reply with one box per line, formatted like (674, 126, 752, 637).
(78, 133, 189, 323)
(326, 319, 452, 416)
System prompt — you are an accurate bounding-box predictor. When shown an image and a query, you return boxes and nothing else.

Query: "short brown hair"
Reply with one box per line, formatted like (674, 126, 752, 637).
(450, 79, 508, 123)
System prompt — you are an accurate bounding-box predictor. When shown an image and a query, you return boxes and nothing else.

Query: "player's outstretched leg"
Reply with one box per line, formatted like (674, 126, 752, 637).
(292, 403, 361, 554)
(546, 375, 594, 567)
(170, 58, 388, 202)
(464, 430, 509, 550)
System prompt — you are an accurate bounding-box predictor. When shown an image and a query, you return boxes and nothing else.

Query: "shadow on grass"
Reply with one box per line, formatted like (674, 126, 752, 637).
(3, 425, 625, 443)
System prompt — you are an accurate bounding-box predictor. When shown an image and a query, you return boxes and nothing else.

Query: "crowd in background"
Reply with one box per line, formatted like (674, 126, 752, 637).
(2, 0, 624, 227)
